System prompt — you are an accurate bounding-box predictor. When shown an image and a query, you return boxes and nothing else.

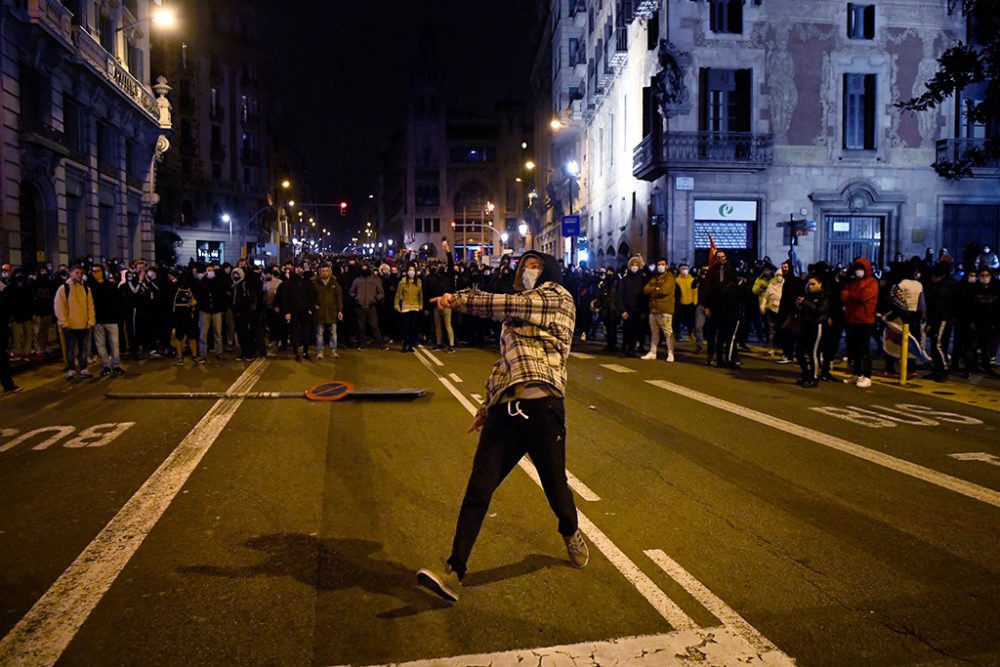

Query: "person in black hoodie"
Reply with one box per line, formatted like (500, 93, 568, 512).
(6, 269, 34, 361)
(231, 267, 260, 361)
(923, 262, 959, 381)
(195, 263, 228, 361)
(32, 266, 55, 358)
(969, 268, 999, 377)
(701, 250, 743, 368)
(776, 260, 804, 364)
(280, 264, 318, 361)
(89, 264, 126, 376)
(615, 256, 647, 357)
(796, 274, 832, 388)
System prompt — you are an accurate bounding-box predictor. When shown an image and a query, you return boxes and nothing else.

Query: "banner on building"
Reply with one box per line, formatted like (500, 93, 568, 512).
(693, 200, 758, 222)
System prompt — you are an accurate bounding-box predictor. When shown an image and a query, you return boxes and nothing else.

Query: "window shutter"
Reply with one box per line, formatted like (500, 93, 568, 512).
(699, 68, 709, 132)
(648, 10, 659, 50)
(733, 69, 752, 132)
(728, 0, 743, 34)
(863, 5, 875, 39)
(863, 74, 877, 149)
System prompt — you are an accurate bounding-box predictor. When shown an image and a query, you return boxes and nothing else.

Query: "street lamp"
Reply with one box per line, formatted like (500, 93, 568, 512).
(288, 200, 295, 207)
(119, 5, 177, 32)
(281, 179, 291, 189)
(565, 160, 580, 177)
(525, 160, 536, 171)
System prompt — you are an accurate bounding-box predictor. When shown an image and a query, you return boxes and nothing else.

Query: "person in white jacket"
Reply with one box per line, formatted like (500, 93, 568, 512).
(54, 265, 96, 379)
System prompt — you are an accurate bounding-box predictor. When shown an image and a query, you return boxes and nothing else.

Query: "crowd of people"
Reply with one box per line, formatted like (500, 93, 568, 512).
(0, 241, 998, 395)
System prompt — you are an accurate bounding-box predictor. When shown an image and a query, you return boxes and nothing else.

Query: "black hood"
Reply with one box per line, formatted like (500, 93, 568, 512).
(513, 251, 562, 291)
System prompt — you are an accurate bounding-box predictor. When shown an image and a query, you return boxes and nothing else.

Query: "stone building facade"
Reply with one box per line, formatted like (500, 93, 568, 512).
(0, 0, 171, 269)
(150, 0, 275, 267)
(380, 43, 535, 264)
(538, 0, 998, 270)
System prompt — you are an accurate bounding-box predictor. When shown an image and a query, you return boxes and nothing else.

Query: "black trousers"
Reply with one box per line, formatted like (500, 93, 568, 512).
(235, 311, 258, 358)
(621, 312, 644, 354)
(711, 315, 739, 365)
(448, 397, 578, 579)
(289, 312, 314, 353)
(927, 320, 953, 375)
(0, 326, 15, 391)
(797, 324, 823, 380)
(845, 323, 873, 378)
(401, 310, 420, 349)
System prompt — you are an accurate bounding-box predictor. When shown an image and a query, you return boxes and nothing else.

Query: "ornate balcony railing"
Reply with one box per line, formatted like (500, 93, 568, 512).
(71, 26, 158, 122)
(634, 0, 659, 19)
(611, 26, 628, 68)
(25, 0, 74, 44)
(633, 131, 774, 180)
(935, 138, 1000, 178)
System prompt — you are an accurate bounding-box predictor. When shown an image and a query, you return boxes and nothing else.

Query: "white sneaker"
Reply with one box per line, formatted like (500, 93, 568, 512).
(856, 376, 872, 388)
(316, 351, 324, 359)
(843, 375, 859, 384)
(777, 357, 793, 364)
(65, 370, 77, 380)
(666, 353, 675, 362)
(640, 351, 657, 360)
(331, 350, 340, 359)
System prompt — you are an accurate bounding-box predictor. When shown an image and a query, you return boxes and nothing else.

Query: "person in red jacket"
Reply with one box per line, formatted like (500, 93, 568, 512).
(840, 257, 878, 388)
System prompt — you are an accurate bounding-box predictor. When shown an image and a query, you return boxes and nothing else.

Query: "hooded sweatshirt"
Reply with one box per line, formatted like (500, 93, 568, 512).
(840, 257, 878, 324)
(449, 251, 574, 413)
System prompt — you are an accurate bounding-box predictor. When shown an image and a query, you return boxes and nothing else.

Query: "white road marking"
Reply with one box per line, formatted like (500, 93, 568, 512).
(600, 363, 636, 374)
(949, 452, 1000, 468)
(566, 471, 601, 501)
(810, 403, 984, 429)
(570, 352, 595, 359)
(0, 426, 75, 453)
(448, 373, 463, 384)
(645, 549, 779, 655)
(0, 359, 269, 667)
(436, 377, 480, 417)
(648, 379, 1000, 510)
(470, 393, 484, 404)
(340, 626, 795, 667)
(415, 344, 444, 366)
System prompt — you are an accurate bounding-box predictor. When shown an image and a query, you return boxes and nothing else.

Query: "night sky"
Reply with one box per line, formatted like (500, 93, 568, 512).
(260, 0, 537, 225)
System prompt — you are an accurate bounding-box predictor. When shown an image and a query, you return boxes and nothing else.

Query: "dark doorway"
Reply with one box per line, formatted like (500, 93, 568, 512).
(942, 203, 1000, 269)
(18, 183, 45, 270)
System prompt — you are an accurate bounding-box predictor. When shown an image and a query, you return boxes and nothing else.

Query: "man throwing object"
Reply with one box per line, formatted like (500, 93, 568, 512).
(417, 251, 589, 603)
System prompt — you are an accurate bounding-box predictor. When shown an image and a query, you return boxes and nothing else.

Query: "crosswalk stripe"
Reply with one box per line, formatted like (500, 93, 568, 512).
(600, 363, 635, 374)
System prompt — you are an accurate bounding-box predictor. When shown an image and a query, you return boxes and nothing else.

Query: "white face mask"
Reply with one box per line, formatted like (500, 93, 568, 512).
(206, 271, 215, 279)
(657, 265, 666, 274)
(407, 270, 415, 278)
(521, 267, 541, 290)
(630, 265, 639, 274)
(679, 268, 689, 276)
(968, 276, 977, 283)
(855, 269, 865, 278)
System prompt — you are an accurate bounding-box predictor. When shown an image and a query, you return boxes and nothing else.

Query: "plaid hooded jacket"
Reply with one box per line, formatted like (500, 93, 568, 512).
(450, 251, 575, 413)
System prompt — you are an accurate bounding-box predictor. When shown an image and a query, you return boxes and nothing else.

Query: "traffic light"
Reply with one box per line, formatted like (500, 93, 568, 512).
(340, 201, 347, 216)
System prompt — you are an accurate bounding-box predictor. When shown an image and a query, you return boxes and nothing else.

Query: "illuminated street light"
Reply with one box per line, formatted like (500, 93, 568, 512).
(221, 213, 231, 224)
(521, 142, 528, 150)
(288, 200, 295, 207)
(515, 177, 523, 183)
(281, 180, 291, 189)
(565, 160, 580, 176)
(525, 160, 536, 171)
(518, 222, 528, 236)
(500, 232, 509, 243)
(387, 239, 393, 247)
(151, 6, 177, 28)
(550, 118, 564, 130)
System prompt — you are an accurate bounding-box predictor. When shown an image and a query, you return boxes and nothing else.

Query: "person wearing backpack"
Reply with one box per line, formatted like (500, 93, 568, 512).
(54, 265, 96, 379)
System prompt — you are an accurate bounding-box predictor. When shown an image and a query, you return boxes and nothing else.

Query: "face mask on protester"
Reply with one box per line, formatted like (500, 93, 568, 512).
(630, 265, 639, 274)
(206, 270, 215, 279)
(656, 265, 666, 274)
(679, 268, 689, 276)
(855, 269, 865, 278)
(968, 275, 977, 284)
(361, 268, 371, 276)
(407, 270, 416, 279)
(521, 267, 541, 290)
(147, 270, 157, 280)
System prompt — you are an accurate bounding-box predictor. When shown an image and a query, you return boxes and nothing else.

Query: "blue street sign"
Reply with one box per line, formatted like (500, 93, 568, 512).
(561, 215, 580, 237)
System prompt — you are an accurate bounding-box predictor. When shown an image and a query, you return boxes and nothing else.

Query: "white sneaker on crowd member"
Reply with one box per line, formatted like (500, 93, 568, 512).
(856, 376, 872, 388)
(78, 369, 93, 379)
(843, 375, 859, 384)
(331, 350, 340, 359)
(65, 370, 76, 380)
(316, 351, 324, 359)
(640, 351, 657, 360)
(666, 353, 675, 362)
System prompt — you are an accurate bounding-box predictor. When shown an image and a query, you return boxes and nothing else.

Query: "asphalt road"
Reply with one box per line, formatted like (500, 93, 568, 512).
(0, 338, 998, 666)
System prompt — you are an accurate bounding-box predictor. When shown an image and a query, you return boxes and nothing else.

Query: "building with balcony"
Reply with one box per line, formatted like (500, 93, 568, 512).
(542, 0, 999, 271)
(379, 41, 534, 264)
(150, 0, 276, 266)
(0, 0, 171, 269)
